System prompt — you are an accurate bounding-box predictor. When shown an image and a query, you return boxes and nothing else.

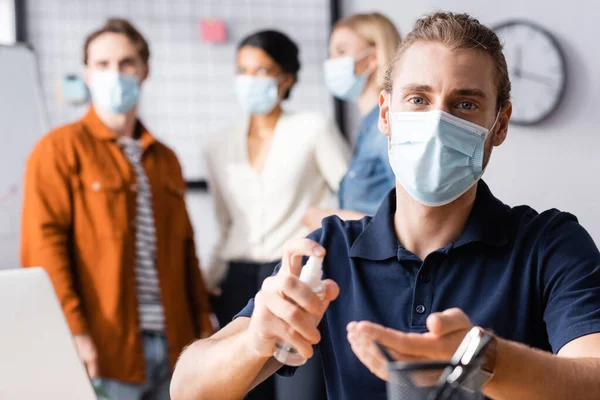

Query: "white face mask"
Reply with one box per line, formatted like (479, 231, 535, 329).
(388, 94, 500, 206)
(234, 75, 279, 115)
(323, 48, 374, 101)
(88, 70, 140, 114)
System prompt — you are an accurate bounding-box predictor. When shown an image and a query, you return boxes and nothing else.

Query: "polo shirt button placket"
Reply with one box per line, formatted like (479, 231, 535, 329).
(413, 259, 435, 327)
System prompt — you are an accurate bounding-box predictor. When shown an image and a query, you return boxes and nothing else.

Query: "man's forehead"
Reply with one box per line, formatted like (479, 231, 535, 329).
(393, 41, 496, 95)
(87, 32, 138, 60)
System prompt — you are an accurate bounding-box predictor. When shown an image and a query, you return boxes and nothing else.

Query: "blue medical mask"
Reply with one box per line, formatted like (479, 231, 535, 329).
(324, 48, 374, 101)
(89, 70, 140, 114)
(235, 75, 279, 115)
(388, 98, 499, 206)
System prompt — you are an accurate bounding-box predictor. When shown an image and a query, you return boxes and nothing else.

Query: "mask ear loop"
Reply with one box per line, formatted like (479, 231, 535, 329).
(488, 109, 501, 136)
(480, 109, 502, 175)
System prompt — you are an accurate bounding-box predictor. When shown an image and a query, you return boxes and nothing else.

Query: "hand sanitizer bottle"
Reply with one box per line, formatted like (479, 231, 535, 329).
(273, 256, 325, 366)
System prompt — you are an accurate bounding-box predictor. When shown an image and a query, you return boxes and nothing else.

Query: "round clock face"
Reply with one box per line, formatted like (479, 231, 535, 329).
(493, 21, 566, 125)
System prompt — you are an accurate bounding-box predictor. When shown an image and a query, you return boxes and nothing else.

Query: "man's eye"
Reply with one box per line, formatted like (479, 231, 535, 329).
(409, 97, 425, 105)
(458, 101, 474, 110)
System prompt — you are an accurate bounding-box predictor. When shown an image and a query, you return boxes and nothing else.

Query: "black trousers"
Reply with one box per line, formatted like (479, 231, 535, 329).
(212, 261, 327, 400)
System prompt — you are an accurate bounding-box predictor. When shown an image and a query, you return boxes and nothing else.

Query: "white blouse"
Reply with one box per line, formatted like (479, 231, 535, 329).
(202, 111, 350, 289)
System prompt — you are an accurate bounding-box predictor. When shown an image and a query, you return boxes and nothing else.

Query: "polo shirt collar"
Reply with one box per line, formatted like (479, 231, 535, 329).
(82, 106, 156, 151)
(451, 180, 509, 249)
(349, 189, 398, 261)
(349, 180, 509, 261)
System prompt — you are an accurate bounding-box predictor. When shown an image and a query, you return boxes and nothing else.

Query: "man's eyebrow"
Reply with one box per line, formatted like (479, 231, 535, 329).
(118, 56, 137, 64)
(397, 85, 488, 100)
(399, 84, 433, 93)
(452, 88, 488, 99)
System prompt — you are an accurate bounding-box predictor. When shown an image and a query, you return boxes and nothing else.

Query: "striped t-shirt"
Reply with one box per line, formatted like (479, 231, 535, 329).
(119, 136, 164, 332)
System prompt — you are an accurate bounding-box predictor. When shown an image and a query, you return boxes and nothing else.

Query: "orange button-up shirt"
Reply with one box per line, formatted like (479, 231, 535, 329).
(21, 107, 212, 383)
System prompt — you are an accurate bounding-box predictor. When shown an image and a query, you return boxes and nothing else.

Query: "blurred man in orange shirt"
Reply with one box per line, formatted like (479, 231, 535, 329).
(21, 18, 212, 399)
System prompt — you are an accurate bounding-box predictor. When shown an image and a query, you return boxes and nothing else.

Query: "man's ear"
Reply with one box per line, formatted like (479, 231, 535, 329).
(140, 64, 150, 83)
(378, 90, 391, 138)
(83, 66, 92, 86)
(493, 101, 512, 147)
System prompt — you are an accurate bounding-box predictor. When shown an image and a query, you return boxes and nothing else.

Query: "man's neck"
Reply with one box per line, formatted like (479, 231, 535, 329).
(393, 184, 478, 260)
(248, 105, 282, 139)
(95, 106, 138, 138)
(356, 81, 380, 116)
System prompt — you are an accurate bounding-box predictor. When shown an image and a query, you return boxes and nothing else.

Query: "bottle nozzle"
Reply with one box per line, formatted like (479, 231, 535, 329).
(299, 256, 324, 286)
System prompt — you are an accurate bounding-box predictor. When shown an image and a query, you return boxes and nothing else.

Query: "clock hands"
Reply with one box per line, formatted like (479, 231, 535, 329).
(517, 69, 556, 87)
(512, 46, 556, 87)
(514, 46, 523, 78)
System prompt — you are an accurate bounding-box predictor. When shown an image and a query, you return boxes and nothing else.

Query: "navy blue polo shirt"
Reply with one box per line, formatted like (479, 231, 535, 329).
(236, 181, 600, 400)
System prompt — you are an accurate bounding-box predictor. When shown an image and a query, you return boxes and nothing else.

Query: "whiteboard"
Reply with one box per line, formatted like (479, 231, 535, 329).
(0, 45, 48, 269)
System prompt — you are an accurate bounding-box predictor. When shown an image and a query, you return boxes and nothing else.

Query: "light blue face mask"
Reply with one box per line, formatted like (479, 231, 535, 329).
(323, 48, 374, 101)
(235, 75, 279, 115)
(388, 99, 499, 206)
(89, 70, 140, 114)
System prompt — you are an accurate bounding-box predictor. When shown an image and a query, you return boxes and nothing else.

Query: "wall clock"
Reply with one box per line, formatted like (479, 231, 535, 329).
(493, 20, 567, 125)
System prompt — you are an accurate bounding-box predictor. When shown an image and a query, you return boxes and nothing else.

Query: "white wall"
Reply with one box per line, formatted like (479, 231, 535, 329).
(0, 0, 16, 44)
(187, 191, 218, 269)
(343, 0, 600, 244)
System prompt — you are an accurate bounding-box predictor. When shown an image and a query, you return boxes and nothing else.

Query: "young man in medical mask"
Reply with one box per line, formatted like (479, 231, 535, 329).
(171, 12, 600, 400)
(21, 18, 213, 400)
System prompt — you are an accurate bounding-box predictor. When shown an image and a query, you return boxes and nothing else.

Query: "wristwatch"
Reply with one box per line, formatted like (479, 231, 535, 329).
(432, 327, 498, 399)
(463, 327, 498, 391)
(478, 327, 498, 385)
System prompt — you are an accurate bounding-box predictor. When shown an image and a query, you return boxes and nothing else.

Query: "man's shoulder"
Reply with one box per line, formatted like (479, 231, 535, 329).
(150, 139, 178, 159)
(506, 203, 596, 257)
(30, 119, 86, 159)
(308, 214, 373, 250)
(507, 203, 579, 237)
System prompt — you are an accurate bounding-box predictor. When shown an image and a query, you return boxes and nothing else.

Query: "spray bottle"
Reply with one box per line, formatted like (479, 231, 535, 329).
(273, 256, 325, 366)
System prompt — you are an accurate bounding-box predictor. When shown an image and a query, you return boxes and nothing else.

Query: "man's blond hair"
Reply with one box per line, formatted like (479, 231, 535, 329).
(384, 12, 511, 109)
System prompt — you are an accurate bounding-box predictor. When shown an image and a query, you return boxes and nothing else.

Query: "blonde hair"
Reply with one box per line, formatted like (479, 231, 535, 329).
(384, 12, 511, 109)
(334, 12, 402, 89)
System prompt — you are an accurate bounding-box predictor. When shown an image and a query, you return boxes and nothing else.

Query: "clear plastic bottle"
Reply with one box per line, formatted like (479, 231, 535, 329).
(273, 256, 325, 366)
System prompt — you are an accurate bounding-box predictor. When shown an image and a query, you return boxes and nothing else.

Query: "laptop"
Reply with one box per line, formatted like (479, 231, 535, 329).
(0, 268, 96, 399)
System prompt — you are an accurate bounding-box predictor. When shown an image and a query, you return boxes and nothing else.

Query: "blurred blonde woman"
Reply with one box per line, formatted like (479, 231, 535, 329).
(304, 12, 401, 229)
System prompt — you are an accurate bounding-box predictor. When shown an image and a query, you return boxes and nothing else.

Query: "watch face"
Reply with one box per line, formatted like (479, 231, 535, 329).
(494, 20, 566, 125)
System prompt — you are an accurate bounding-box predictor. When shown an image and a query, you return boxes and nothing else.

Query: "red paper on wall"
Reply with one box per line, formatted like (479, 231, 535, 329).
(200, 19, 227, 44)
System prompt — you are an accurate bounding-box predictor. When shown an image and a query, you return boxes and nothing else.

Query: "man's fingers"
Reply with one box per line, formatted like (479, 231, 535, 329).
(265, 292, 321, 344)
(281, 239, 325, 276)
(322, 279, 340, 303)
(353, 321, 437, 358)
(426, 308, 471, 336)
(253, 308, 315, 359)
(347, 329, 389, 381)
(263, 275, 323, 317)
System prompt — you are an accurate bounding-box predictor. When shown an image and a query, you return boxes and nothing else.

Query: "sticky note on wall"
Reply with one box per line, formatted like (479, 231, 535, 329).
(58, 75, 89, 105)
(200, 18, 227, 44)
